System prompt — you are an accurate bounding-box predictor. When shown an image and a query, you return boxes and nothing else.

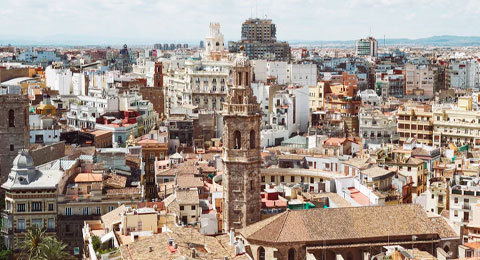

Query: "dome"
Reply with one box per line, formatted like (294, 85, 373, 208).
(12, 149, 34, 170)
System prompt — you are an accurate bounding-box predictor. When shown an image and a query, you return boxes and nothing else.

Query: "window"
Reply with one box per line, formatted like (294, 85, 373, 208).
(9, 144, 14, 151)
(47, 218, 55, 231)
(261, 176, 265, 182)
(271, 176, 275, 182)
(290, 176, 295, 182)
(108, 206, 115, 212)
(8, 109, 14, 127)
(258, 247, 265, 260)
(250, 130, 256, 149)
(32, 202, 42, 212)
(32, 219, 42, 228)
(454, 197, 458, 204)
(83, 207, 89, 216)
(250, 180, 253, 191)
(96, 207, 101, 215)
(454, 210, 458, 217)
(191, 205, 196, 210)
(280, 176, 285, 182)
(180, 206, 184, 211)
(233, 131, 241, 149)
(65, 207, 72, 216)
(48, 204, 54, 211)
(17, 219, 25, 232)
(288, 248, 296, 260)
(17, 204, 25, 212)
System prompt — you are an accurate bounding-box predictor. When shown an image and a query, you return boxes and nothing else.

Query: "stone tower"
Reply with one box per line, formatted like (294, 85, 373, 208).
(222, 53, 261, 231)
(0, 92, 30, 183)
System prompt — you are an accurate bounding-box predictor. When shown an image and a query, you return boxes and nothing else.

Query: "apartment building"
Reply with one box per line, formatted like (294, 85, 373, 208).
(450, 176, 480, 229)
(164, 59, 233, 114)
(433, 97, 480, 148)
(359, 107, 398, 147)
(397, 102, 433, 146)
(404, 63, 438, 99)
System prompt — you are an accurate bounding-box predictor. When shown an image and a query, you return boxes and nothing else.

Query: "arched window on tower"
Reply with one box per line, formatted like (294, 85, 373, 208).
(8, 109, 15, 127)
(250, 130, 255, 149)
(233, 131, 241, 149)
(258, 247, 265, 260)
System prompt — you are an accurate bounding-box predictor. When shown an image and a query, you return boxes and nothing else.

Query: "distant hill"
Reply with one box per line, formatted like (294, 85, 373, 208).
(290, 35, 480, 47)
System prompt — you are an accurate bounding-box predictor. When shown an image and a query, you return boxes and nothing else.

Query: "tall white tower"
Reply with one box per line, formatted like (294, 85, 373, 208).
(205, 22, 224, 55)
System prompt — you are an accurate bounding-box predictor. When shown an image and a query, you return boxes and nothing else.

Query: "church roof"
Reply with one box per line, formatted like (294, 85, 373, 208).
(239, 204, 456, 244)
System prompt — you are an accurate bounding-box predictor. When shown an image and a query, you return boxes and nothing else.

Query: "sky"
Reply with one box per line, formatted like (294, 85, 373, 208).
(0, 0, 479, 45)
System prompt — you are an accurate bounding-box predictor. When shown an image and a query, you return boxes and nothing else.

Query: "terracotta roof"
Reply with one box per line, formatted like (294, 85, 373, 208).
(361, 166, 394, 179)
(119, 225, 250, 260)
(101, 205, 126, 230)
(74, 173, 102, 183)
(323, 137, 347, 146)
(405, 157, 425, 165)
(239, 204, 456, 244)
(105, 187, 141, 195)
(343, 157, 371, 169)
(428, 216, 458, 238)
(278, 154, 305, 160)
(176, 175, 204, 188)
(104, 174, 127, 189)
(175, 189, 199, 205)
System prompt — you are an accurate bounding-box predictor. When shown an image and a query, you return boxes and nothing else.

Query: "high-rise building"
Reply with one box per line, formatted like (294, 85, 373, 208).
(229, 18, 290, 61)
(355, 37, 378, 57)
(163, 43, 169, 51)
(241, 18, 276, 43)
(222, 53, 261, 231)
(199, 41, 205, 49)
(153, 43, 162, 50)
(0, 91, 30, 182)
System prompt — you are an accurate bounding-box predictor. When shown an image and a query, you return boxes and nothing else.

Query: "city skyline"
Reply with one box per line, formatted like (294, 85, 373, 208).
(1, 0, 480, 45)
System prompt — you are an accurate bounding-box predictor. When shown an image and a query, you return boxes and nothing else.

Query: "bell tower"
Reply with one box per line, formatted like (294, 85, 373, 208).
(222, 52, 261, 231)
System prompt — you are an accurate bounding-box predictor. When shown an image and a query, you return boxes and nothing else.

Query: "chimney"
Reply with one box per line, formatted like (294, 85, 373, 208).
(229, 228, 235, 245)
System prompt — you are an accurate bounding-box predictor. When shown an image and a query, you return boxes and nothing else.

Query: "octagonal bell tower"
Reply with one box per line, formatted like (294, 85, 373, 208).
(222, 52, 261, 231)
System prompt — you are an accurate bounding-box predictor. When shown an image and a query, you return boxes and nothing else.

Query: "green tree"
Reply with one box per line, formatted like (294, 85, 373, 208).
(17, 225, 46, 260)
(38, 237, 73, 260)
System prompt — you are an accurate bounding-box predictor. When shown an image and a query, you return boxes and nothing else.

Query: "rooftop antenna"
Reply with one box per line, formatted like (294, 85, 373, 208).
(255, 0, 258, 18)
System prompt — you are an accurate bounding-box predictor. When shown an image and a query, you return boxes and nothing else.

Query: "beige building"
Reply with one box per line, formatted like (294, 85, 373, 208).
(164, 188, 201, 225)
(1, 150, 63, 249)
(433, 97, 480, 148)
(405, 63, 438, 98)
(397, 102, 433, 146)
(309, 81, 325, 112)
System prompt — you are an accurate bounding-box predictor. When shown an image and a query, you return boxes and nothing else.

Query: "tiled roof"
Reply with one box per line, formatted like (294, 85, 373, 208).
(405, 157, 424, 165)
(74, 173, 102, 183)
(240, 204, 456, 243)
(101, 205, 126, 230)
(105, 187, 141, 195)
(278, 154, 305, 160)
(176, 175, 203, 188)
(103, 173, 127, 188)
(361, 166, 394, 179)
(175, 189, 199, 205)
